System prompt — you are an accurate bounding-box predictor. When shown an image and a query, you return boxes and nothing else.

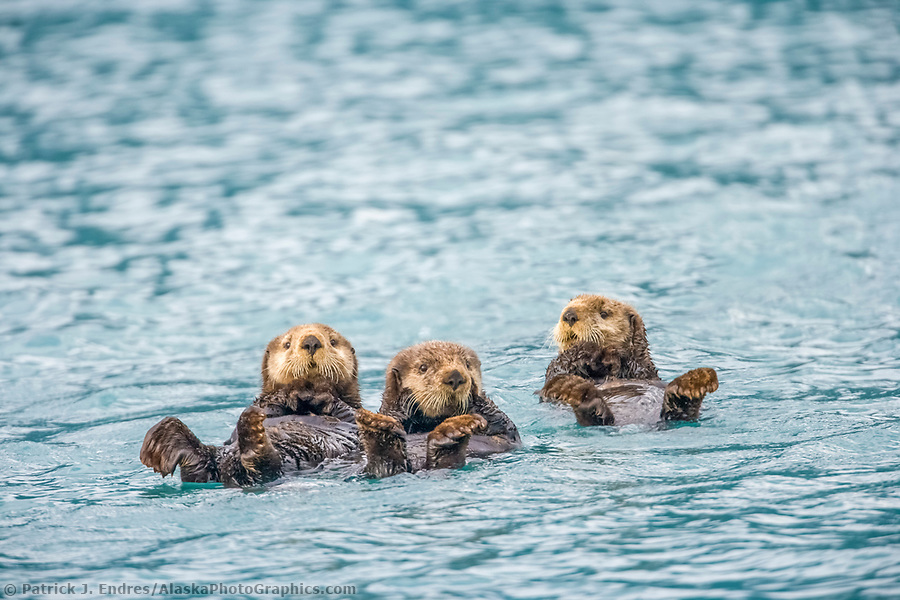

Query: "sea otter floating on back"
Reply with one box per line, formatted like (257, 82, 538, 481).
(140, 324, 363, 487)
(537, 294, 719, 426)
(140, 327, 521, 485)
(356, 341, 522, 478)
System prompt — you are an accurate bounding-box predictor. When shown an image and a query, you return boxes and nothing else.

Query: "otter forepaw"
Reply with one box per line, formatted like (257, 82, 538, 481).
(545, 341, 621, 381)
(426, 414, 487, 448)
(572, 392, 615, 427)
(663, 368, 718, 420)
(287, 387, 329, 413)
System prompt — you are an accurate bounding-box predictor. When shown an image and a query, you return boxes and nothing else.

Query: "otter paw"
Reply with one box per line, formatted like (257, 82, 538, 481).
(234, 406, 282, 480)
(286, 386, 331, 413)
(427, 414, 487, 448)
(667, 368, 718, 400)
(355, 408, 405, 437)
(538, 374, 613, 426)
(140, 417, 188, 475)
(572, 342, 622, 380)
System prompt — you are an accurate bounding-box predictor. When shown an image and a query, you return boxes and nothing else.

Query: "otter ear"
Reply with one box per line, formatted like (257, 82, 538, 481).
(463, 348, 483, 396)
(626, 310, 658, 379)
(381, 367, 403, 411)
(349, 345, 359, 377)
(261, 336, 282, 393)
(261, 349, 272, 392)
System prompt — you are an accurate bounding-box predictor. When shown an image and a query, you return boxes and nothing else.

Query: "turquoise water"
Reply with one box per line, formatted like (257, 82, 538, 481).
(2, 0, 900, 598)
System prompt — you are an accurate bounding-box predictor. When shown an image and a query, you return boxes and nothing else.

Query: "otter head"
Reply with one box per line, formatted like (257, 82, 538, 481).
(261, 323, 358, 393)
(384, 341, 483, 419)
(553, 294, 658, 379)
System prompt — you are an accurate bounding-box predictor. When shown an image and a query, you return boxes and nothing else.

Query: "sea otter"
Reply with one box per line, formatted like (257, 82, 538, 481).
(538, 294, 719, 426)
(140, 324, 363, 486)
(356, 341, 521, 478)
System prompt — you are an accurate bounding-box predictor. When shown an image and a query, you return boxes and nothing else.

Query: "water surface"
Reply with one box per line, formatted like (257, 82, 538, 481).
(1, 0, 899, 598)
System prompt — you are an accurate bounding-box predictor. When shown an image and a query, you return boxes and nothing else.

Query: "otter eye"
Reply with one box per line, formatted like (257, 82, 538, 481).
(419, 364, 428, 373)
(465, 359, 471, 369)
(600, 311, 609, 319)
(283, 341, 291, 349)
(330, 338, 337, 347)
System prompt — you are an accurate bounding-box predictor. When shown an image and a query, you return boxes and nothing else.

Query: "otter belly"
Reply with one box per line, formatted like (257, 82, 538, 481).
(264, 416, 360, 472)
(465, 435, 521, 457)
(402, 433, 512, 471)
(595, 380, 667, 426)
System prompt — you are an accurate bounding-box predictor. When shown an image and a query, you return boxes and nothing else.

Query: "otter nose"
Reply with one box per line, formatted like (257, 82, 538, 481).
(301, 335, 322, 356)
(444, 370, 466, 391)
(563, 309, 579, 326)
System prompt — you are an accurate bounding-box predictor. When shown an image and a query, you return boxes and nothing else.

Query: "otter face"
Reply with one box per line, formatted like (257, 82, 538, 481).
(553, 294, 639, 353)
(386, 341, 483, 418)
(261, 323, 357, 392)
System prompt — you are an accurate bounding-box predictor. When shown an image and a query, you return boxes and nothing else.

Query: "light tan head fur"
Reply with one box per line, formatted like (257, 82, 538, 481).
(261, 323, 358, 393)
(383, 341, 483, 418)
(552, 294, 658, 380)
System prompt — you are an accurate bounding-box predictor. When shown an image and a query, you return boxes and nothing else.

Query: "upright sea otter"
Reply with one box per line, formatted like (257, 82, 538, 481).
(356, 342, 521, 478)
(538, 295, 719, 426)
(140, 324, 362, 486)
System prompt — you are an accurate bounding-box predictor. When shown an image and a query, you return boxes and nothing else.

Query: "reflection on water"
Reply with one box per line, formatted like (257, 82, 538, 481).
(1, 0, 899, 597)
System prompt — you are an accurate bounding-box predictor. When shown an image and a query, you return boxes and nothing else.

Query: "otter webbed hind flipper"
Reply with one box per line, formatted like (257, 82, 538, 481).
(538, 374, 615, 426)
(226, 406, 282, 487)
(356, 408, 410, 478)
(426, 414, 486, 470)
(140, 417, 219, 482)
(663, 367, 718, 421)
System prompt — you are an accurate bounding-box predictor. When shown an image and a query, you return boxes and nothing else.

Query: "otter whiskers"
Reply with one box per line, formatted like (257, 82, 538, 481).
(554, 321, 605, 350)
(406, 388, 469, 418)
(279, 354, 348, 384)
